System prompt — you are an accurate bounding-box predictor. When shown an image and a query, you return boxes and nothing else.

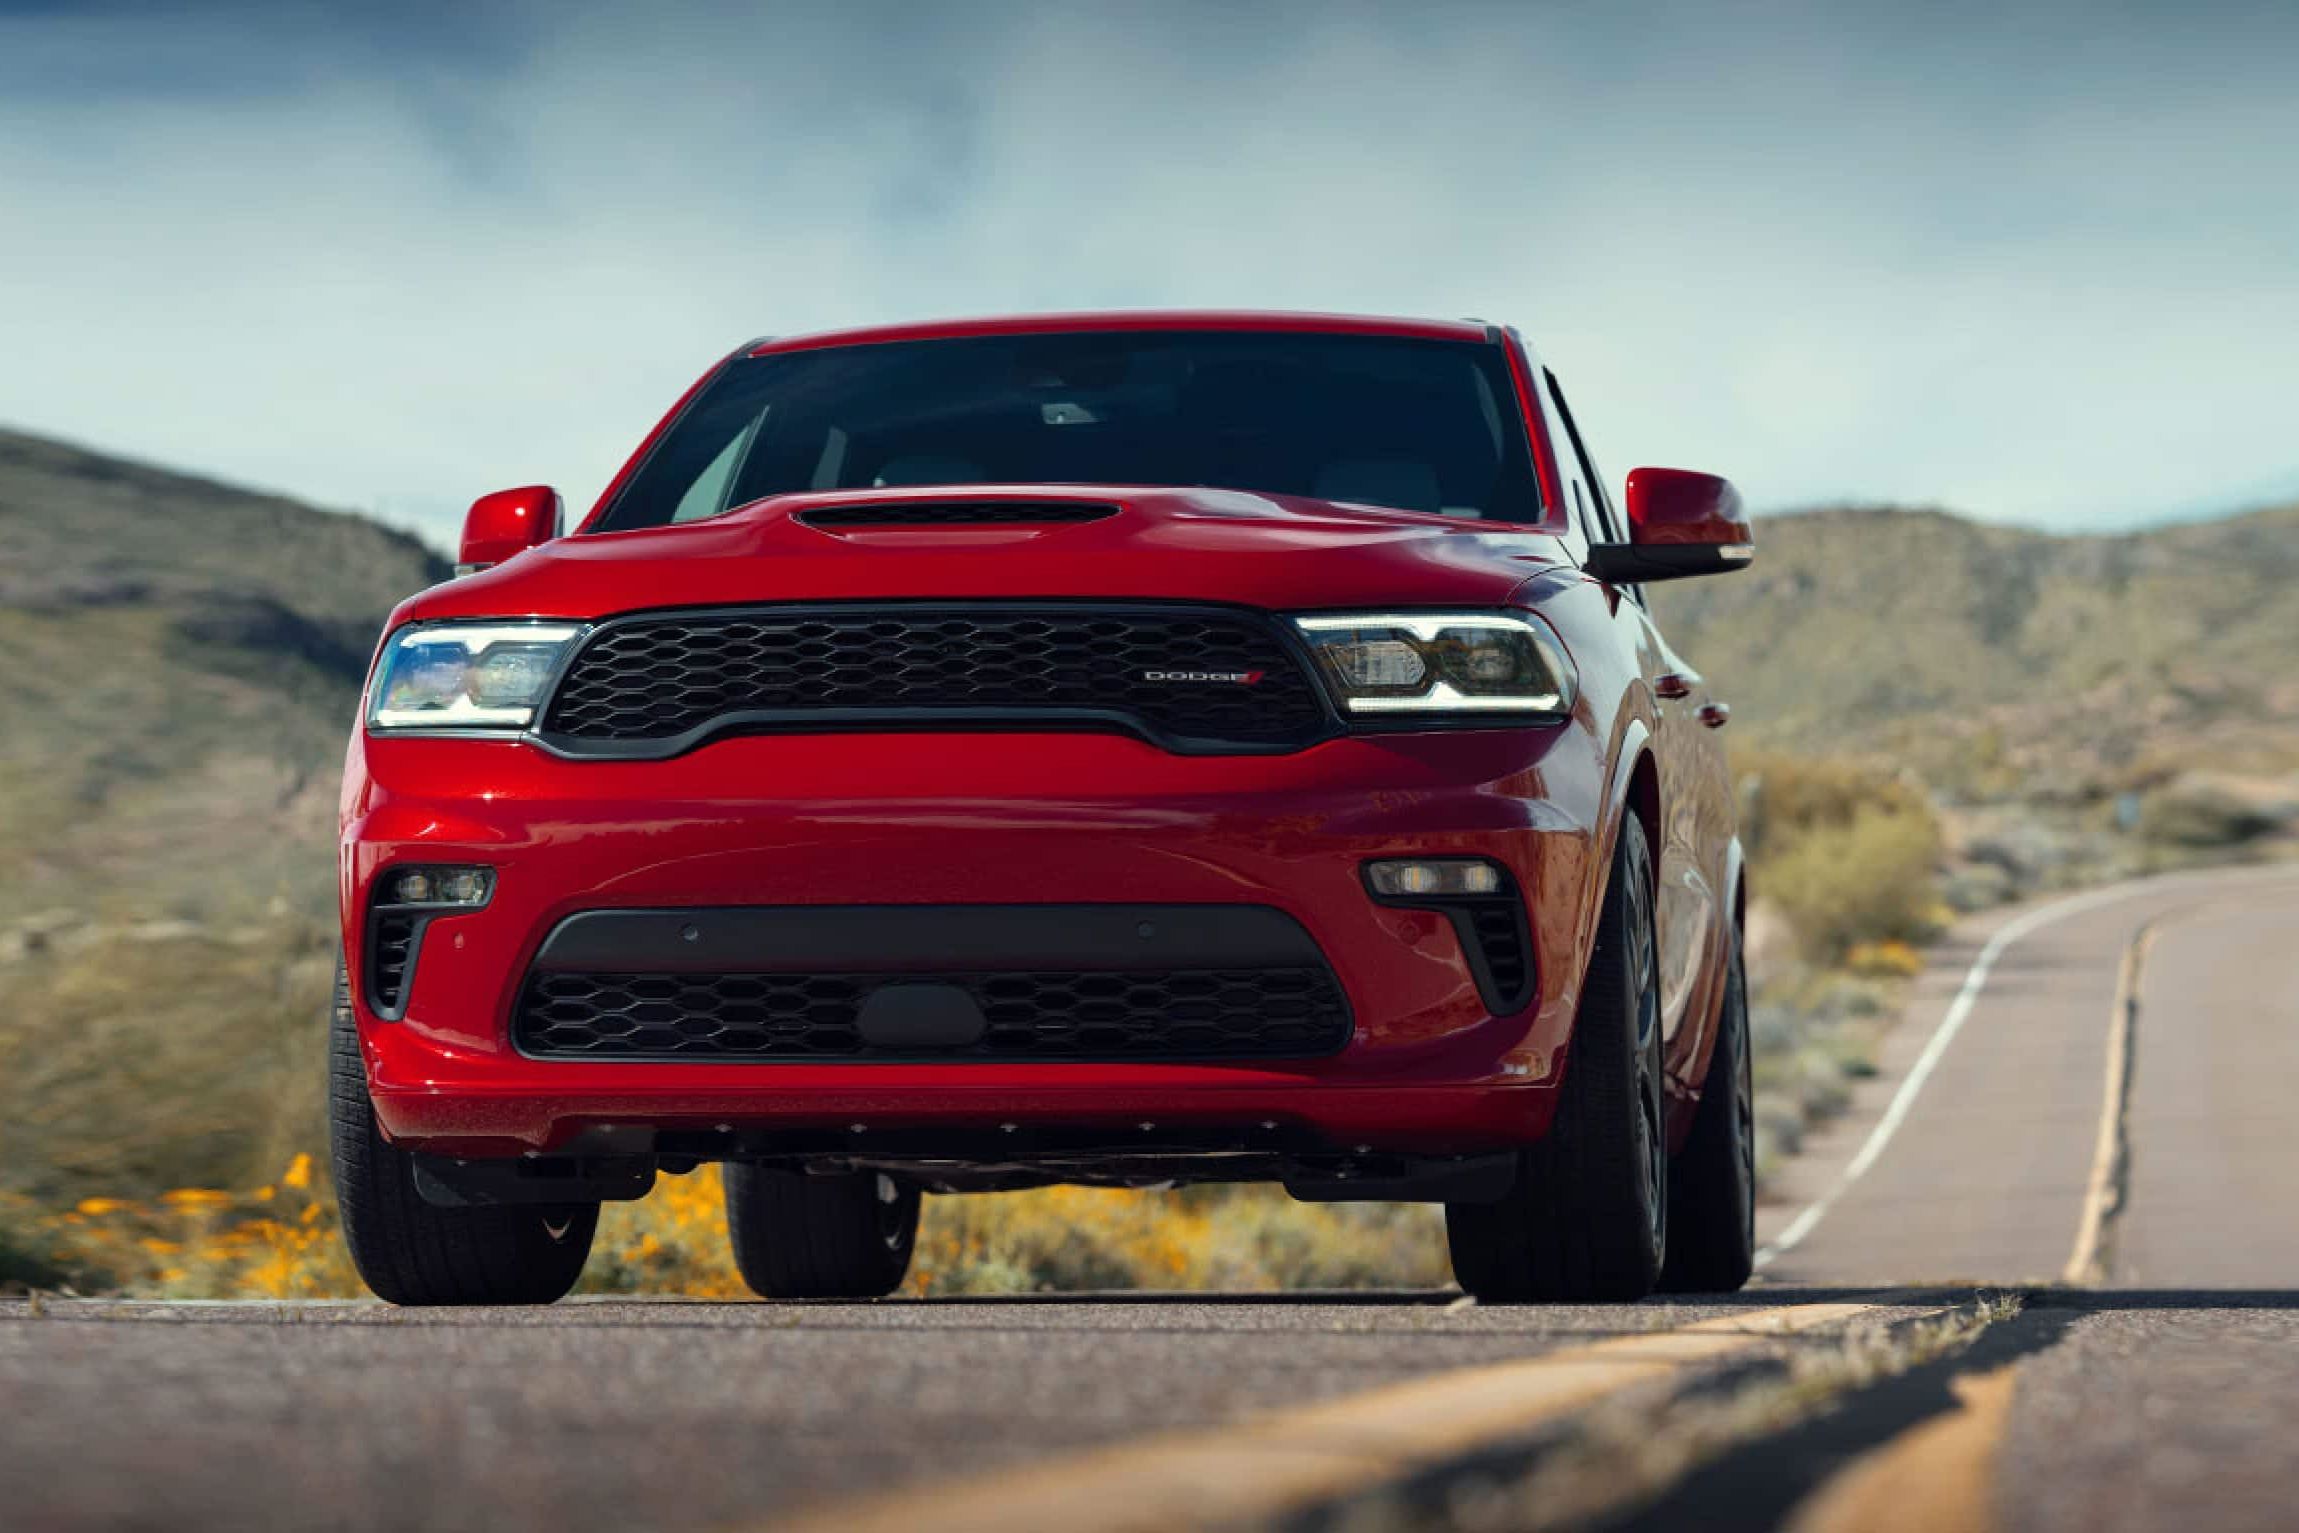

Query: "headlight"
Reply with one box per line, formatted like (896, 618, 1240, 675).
(366, 622, 582, 730)
(1293, 612, 1576, 719)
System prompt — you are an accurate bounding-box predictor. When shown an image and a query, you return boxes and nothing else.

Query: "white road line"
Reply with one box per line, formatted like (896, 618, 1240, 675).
(1754, 880, 2164, 1271)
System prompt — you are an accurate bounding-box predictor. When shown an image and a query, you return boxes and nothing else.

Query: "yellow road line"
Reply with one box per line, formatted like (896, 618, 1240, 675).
(2062, 916, 2160, 1284)
(1782, 1363, 2020, 1533)
(2062, 896, 2244, 1285)
(767, 1302, 1881, 1533)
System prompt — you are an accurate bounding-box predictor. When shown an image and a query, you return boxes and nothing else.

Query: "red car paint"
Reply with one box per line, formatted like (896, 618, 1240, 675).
(339, 311, 1745, 1168)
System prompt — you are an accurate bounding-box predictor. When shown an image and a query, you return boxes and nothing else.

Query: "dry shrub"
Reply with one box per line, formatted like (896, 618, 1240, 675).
(585, 1175, 1449, 1298)
(908, 1184, 1447, 1295)
(1739, 749, 1943, 961)
(0, 918, 336, 1206)
(1844, 939, 1924, 978)
(582, 1171, 750, 1298)
(0, 1194, 67, 1290)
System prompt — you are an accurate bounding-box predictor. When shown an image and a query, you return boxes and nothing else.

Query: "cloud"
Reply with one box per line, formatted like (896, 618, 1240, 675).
(1, 0, 2293, 549)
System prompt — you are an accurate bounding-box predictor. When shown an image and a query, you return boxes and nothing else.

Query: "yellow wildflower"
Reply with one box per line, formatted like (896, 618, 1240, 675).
(160, 1188, 234, 1209)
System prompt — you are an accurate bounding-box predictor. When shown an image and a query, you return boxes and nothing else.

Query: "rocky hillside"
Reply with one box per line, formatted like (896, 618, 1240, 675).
(1654, 502, 2299, 903)
(0, 428, 445, 1200)
(1655, 502, 2299, 781)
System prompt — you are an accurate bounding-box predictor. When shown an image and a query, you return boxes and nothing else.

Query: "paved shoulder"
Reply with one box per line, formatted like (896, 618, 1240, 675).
(2113, 881, 2299, 1285)
(1758, 867, 2299, 1286)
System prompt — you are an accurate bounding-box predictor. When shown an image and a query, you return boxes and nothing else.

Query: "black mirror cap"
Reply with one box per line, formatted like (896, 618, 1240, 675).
(1584, 541, 1755, 584)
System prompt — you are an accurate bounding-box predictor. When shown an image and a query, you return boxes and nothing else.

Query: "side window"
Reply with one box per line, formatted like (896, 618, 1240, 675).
(1544, 372, 1623, 543)
(1569, 481, 1599, 543)
(1546, 371, 1644, 605)
(1526, 375, 1597, 548)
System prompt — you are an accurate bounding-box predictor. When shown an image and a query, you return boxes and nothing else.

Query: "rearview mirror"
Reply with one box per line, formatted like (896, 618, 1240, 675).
(1583, 468, 1753, 584)
(458, 486, 563, 576)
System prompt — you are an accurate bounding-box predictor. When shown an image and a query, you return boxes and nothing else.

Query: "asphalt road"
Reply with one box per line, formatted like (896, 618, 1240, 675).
(4, 865, 2296, 1532)
(1742, 865, 2299, 1533)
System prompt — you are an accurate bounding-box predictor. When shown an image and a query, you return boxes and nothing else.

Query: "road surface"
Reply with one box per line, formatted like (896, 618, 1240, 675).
(3, 864, 2296, 1531)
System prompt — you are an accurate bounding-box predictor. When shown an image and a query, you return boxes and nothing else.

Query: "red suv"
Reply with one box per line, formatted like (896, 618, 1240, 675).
(330, 311, 1756, 1306)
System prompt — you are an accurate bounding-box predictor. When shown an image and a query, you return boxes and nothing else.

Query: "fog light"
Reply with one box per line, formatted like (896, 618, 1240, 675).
(384, 865, 494, 907)
(446, 870, 491, 904)
(1365, 858, 1505, 898)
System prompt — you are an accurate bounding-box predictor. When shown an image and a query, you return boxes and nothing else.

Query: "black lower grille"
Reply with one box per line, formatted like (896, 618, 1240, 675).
(367, 912, 419, 1015)
(537, 604, 1330, 755)
(514, 966, 1352, 1061)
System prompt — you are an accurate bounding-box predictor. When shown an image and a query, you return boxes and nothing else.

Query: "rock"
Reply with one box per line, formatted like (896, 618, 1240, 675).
(1942, 861, 2017, 912)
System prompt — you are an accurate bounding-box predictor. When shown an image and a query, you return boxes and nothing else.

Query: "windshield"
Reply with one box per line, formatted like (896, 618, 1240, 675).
(595, 330, 1541, 530)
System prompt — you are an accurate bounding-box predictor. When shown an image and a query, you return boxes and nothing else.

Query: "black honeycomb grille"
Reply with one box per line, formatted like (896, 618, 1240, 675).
(514, 966, 1351, 1061)
(539, 605, 1328, 752)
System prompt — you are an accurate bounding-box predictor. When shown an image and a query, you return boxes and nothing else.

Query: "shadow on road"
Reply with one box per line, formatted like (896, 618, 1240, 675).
(2029, 1286, 2299, 1311)
(1586, 1301, 2080, 1533)
(1584, 1286, 2299, 1533)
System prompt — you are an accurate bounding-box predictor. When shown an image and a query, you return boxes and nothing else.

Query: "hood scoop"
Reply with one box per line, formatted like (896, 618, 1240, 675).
(796, 500, 1120, 529)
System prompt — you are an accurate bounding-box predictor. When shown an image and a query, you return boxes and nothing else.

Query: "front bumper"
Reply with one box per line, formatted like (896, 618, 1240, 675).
(341, 726, 1602, 1157)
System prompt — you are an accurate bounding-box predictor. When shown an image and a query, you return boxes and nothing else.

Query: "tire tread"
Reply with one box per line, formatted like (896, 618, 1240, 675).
(723, 1164, 918, 1300)
(1659, 939, 1757, 1293)
(328, 964, 597, 1306)
(1447, 819, 1667, 1302)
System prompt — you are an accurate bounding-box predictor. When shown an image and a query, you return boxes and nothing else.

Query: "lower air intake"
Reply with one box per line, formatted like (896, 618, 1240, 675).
(514, 966, 1351, 1062)
(366, 913, 420, 1016)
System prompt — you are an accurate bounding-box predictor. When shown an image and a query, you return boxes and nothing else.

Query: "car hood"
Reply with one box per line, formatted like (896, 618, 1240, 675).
(399, 485, 1573, 626)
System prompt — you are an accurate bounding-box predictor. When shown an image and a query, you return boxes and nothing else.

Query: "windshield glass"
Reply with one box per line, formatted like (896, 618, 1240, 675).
(595, 330, 1541, 530)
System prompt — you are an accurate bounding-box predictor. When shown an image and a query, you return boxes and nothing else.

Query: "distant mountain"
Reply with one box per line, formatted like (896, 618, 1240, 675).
(1652, 502, 2299, 787)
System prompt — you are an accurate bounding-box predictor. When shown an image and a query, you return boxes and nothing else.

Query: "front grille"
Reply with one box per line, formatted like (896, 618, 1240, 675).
(539, 605, 1329, 753)
(798, 501, 1119, 527)
(514, 966, 1352, 1061)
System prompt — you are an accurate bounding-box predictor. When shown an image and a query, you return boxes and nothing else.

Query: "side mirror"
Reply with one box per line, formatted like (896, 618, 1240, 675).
(1583, 468, 1753, 584)
(457, 486, 563, 576)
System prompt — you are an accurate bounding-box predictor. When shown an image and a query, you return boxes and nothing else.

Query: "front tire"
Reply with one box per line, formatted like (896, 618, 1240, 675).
(1447, 816, 1669, 1302)
(1659, 936, 1757, 1292)
(328, 964, 598, 1306)
(723, 1164, 919, 1299)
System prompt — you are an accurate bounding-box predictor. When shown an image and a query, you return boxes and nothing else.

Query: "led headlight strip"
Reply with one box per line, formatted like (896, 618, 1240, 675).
(366, 622, 583, 731)
(1293, 612, 1577, 718)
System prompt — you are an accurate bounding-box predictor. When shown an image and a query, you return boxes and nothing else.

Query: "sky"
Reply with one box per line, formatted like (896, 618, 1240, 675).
(2, 0, 2295, 550)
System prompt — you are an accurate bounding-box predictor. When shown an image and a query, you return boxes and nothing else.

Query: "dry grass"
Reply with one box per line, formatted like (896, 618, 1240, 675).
(16, 1153, 360, 1299)
(0, 917, 336, 1206)
(12, 1162, 1449, 1300)
(583, 1175, 1448, 1299)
